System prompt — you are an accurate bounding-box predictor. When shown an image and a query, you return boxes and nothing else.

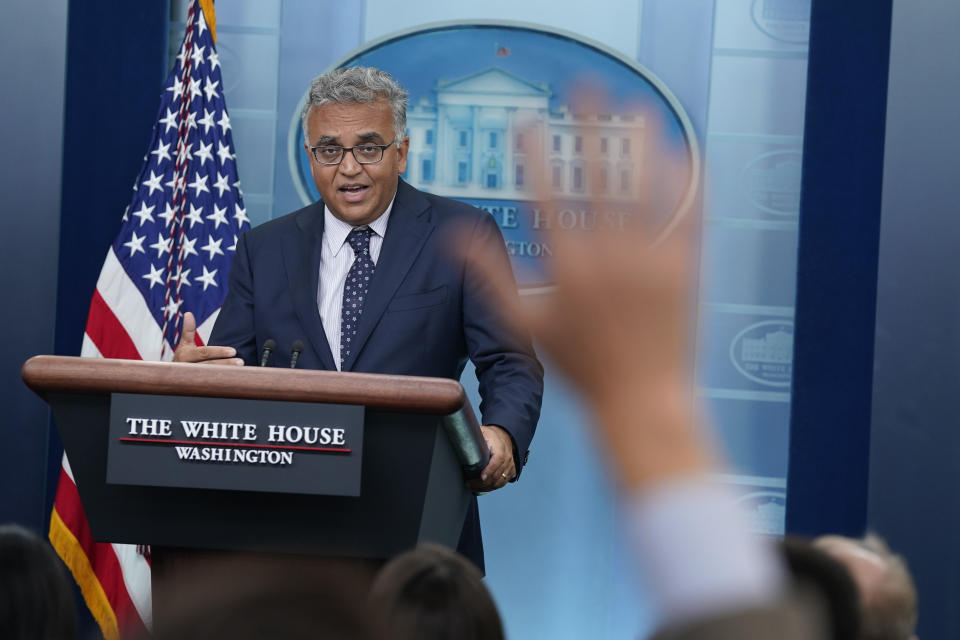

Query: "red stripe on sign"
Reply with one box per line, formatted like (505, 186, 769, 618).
(118, 437, 351, 453)
(85, 289, 142, 360)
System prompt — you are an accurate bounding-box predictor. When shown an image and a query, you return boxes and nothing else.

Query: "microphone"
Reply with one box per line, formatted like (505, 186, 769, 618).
(290, 340, 304, 369)
(259, 339, 277, 367)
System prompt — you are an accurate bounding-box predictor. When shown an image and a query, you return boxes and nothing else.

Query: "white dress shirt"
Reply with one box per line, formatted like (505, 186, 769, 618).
(317, 198, 394, 369)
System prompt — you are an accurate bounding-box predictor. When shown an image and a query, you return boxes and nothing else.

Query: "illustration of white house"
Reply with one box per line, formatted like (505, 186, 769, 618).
(741, 328, 793, 364)
(747, 158, 801, 213)
(404, 67, 646, 201)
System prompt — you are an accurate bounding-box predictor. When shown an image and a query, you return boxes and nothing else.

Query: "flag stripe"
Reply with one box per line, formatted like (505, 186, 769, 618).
(81, 333, 104, 358)
(85, 288, 141, 360)
(94, 248, 172, 360)
(111, 543, 153, 629)
(55, 466, 146, 637)
(49, 463, 148, 639)
(196, 307, 218, 345)
(49, 508, 120, 640)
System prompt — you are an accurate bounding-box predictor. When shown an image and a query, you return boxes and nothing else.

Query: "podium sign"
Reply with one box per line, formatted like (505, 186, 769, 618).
(23, 356, 481, 557)
(107, 393, 364, 497)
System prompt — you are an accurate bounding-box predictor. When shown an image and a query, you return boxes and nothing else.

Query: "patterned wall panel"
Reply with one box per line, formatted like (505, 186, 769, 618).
(699, 0, 810, 535)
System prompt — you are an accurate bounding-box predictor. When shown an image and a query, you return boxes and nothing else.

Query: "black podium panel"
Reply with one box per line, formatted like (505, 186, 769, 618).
(51, 391, 471, 559)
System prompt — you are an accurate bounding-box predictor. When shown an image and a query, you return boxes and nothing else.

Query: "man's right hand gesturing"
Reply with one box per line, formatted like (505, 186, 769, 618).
(172, 311, 244, 365)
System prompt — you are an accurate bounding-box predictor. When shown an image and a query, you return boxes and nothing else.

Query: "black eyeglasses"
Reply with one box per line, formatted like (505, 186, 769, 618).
(309, 139, 398, 165)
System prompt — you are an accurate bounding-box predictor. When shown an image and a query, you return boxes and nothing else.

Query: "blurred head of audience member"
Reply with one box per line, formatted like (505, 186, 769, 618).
(781, 537, 862, 640)
(369, 543, 504, 640)
(815, 534, 918, 640)
(0, 523, 77, 640)
(147, 555, 384, 640)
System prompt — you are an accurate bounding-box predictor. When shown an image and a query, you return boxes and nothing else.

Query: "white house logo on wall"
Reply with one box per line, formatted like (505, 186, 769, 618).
(740, 150, 802, 217)
(751, 0, 811, 44)
(730, 320, 794, 387)
(289, 21, 699, 293)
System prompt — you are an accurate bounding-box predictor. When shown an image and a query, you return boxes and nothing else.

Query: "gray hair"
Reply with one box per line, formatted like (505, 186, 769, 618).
(816, 533, 918, 640)
(858, 534, 918, 640)
(301, 66, 408, 143)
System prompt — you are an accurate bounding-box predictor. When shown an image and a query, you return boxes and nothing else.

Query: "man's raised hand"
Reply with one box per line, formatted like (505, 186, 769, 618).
(172, 312, 244, 365)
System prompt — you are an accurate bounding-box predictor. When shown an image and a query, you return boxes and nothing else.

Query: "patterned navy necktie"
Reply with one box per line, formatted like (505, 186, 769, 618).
(340, 227, 375, 369)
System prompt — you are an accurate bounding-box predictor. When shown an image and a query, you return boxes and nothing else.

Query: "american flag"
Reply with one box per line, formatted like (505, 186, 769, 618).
(48, 2, 248, 637)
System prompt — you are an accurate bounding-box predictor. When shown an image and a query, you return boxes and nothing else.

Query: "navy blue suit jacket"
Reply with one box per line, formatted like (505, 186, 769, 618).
(210, 179, 543, 570)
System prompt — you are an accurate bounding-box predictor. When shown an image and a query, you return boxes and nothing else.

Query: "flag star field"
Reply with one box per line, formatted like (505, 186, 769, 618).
(113, 7, 248, 351)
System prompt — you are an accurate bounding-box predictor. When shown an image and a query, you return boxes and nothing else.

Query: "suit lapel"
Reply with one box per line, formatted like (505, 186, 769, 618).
(342, 181, 434, 371)
(284, 202, 337, 371)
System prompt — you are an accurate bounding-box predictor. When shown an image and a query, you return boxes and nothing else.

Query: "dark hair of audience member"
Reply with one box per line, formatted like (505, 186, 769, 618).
(147, 556, 385, 640)
(0, 524, 78, 640)
(369, 543, 505, 640)
(780, 537, 861, 640)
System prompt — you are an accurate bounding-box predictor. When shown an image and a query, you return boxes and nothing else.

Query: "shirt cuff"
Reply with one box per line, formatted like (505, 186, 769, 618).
(624, 478, 786, 627)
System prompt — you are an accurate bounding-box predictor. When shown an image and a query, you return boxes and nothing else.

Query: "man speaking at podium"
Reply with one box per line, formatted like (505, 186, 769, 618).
(173, 66, 544, 571)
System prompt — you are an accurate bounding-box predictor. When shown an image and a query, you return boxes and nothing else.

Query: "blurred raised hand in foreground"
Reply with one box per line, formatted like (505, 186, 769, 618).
(464, 91, 831, 640)
(466, 91, 709, 492)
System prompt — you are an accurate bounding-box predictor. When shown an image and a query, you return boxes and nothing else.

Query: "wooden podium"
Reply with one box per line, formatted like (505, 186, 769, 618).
(22, 355, 487, 561)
